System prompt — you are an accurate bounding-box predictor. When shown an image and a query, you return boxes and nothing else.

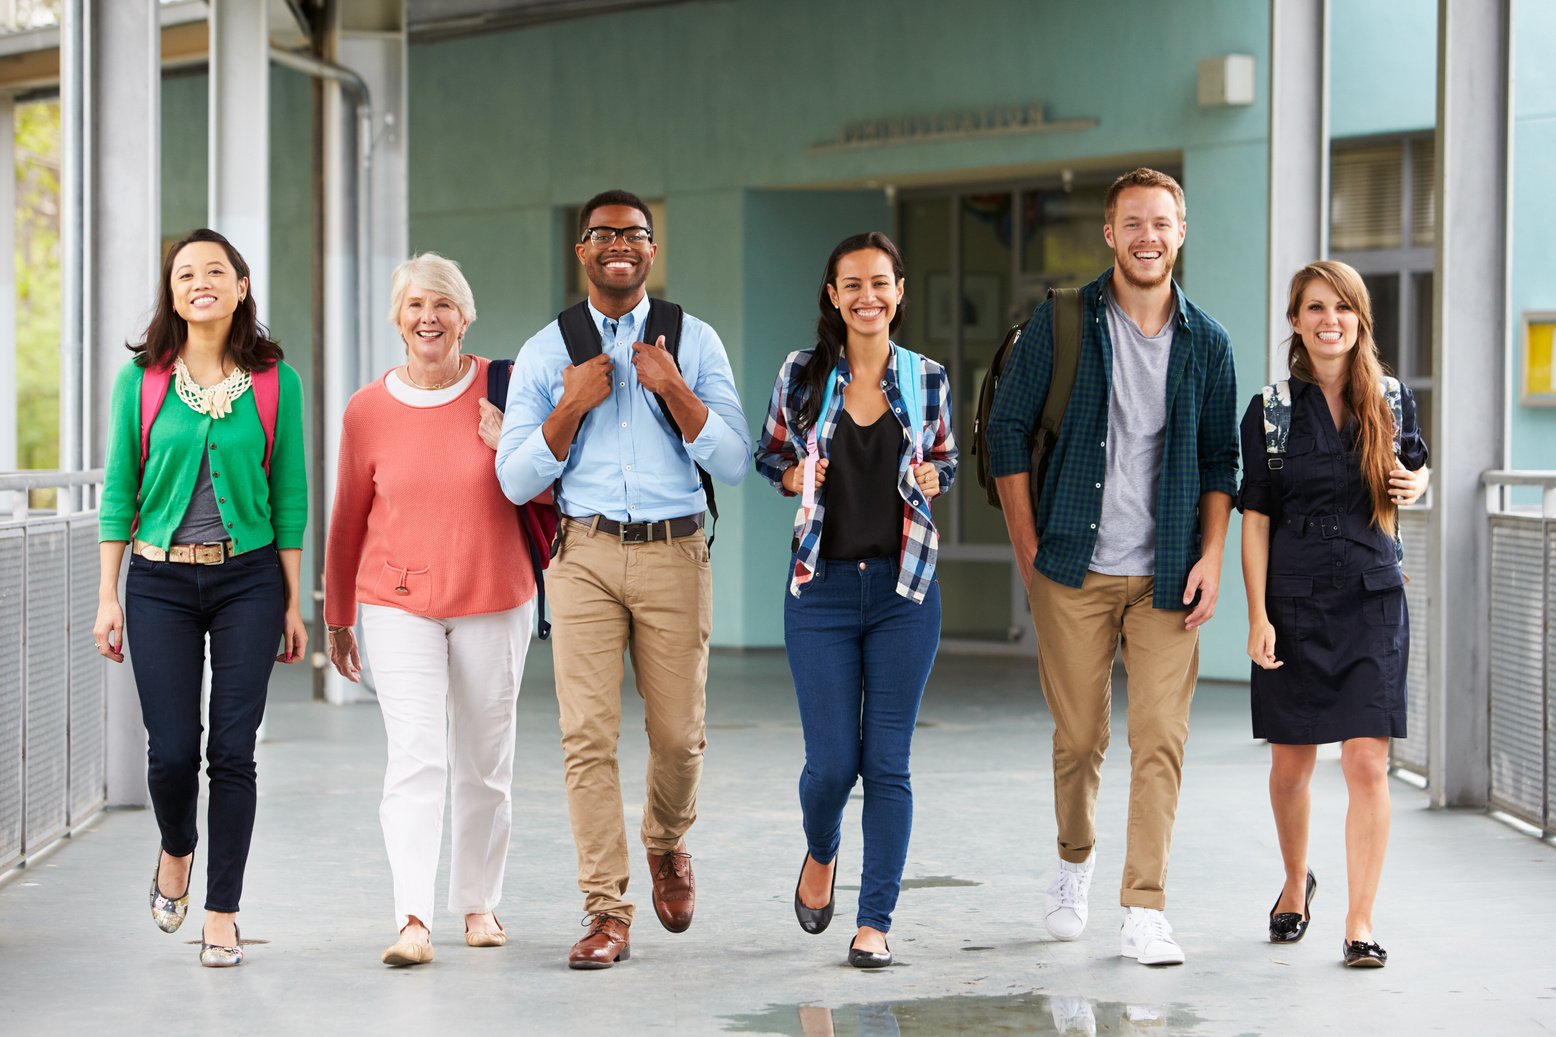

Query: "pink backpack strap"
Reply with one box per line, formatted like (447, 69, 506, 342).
(139, 364, 173, 472)
(252, 364, 279, 475)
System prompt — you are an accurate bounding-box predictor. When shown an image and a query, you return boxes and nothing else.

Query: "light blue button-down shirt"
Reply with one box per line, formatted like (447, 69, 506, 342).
(496, 295, 751, 521)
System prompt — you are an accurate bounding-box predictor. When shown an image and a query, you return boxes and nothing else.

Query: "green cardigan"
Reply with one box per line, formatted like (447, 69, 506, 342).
(99, 359, 308, 553)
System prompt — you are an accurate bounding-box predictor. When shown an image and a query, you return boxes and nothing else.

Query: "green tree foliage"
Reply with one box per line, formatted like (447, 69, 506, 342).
(14, 99, 60, 471)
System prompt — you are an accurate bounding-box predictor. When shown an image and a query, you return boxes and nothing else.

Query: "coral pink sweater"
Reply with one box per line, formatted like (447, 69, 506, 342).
(324, 357, 536, 626)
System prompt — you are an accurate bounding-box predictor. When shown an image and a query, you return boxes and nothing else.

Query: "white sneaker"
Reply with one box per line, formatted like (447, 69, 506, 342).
(1044, 854, 1094, 940)
(1049, 995, 1097, 1036)
(1120, 907, 1185, 965)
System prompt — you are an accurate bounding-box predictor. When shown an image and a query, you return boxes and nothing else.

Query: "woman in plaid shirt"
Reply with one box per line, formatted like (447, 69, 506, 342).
(754, 232, 956, 968)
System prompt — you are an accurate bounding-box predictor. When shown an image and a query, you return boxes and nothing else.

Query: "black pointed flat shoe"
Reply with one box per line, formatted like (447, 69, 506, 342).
(794, 853, 837, 935)
(1268, 868, 1316, 943)
(1342, 938, 1387, 968)
(848, 936, 891, 969)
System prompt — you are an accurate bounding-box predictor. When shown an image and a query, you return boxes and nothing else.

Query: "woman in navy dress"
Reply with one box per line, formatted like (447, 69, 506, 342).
(1238, 260, 1429, 968)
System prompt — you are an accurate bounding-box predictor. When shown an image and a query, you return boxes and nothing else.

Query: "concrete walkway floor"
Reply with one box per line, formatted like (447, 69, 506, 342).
(1, 644, 1552, 1036)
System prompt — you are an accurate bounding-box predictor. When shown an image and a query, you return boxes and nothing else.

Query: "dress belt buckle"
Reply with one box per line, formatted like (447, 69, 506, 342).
(618, 521, 650, 545)
(1317, 514, 1340, 540)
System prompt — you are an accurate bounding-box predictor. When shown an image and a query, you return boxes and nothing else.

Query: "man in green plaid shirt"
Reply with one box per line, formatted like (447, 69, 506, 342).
(987, 169, 1238, 967)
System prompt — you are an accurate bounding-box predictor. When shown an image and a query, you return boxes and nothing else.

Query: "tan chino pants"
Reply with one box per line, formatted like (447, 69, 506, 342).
(1028, 570, 1199, 910)
(548, 518, 712, 923)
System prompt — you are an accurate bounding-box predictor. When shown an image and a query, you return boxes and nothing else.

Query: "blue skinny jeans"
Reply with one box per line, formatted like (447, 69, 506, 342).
(783, 555, 941, 933)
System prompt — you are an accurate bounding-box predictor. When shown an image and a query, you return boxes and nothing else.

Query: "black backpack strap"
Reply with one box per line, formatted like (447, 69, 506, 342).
(1042, 287, 1083, 437)
(644, 300, 717, 548)
(556, 301, 601, 364)
(487, 356, 512, 406)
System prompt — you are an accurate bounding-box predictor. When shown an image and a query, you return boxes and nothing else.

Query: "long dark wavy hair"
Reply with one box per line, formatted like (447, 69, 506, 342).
(797, 231, 906, 433)
(128, 228, 283, 371)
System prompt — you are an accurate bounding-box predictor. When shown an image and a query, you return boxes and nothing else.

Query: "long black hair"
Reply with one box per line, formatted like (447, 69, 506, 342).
(797, 231, 906, 433)
(129, 228, 283, 371)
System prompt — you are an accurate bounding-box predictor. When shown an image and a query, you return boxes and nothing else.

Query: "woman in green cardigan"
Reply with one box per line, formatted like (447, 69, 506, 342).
(93, 228, 308, 968)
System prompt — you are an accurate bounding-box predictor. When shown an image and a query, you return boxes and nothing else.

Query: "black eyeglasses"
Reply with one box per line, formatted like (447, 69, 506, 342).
(582, 225, 653, 247)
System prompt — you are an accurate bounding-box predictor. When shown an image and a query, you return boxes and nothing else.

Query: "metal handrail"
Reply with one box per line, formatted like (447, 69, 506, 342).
(0, 469, 105, 490)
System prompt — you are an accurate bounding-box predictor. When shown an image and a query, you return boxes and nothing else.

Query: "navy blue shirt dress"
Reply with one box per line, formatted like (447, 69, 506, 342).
(1237, 379, 1430, 744)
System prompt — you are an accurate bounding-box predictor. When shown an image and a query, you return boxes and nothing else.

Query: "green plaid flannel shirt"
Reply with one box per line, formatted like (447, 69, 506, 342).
(986, 269, 1239, 609)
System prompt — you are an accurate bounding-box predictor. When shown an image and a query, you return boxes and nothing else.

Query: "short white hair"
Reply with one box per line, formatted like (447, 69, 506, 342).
(387, 252, 477, 326)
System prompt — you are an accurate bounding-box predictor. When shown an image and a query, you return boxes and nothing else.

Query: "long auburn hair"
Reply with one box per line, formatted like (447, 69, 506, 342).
(128, 228, 283, 372)
(1285, 260, 1397, 536)
(798, 231, 906, 433)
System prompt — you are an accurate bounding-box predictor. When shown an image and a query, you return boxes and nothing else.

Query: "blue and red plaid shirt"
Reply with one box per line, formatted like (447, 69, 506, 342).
(755, 345, 958, 603)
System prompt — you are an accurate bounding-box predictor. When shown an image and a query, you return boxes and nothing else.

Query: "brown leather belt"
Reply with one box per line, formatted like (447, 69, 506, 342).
(133, 538, 236, 565)
(566, 513, 705, 545)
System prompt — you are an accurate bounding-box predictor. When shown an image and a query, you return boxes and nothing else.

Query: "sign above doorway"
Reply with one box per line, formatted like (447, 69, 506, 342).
(809, 104, 1098, 153)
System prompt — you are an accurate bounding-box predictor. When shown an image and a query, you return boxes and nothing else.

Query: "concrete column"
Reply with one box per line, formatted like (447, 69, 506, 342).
(1265, 0, 1328, 379)
(209, 0, 269, 319)
(1428, 0, 1513, 808)
(318, 1, 405, 704)
(80, 0, 160, 808)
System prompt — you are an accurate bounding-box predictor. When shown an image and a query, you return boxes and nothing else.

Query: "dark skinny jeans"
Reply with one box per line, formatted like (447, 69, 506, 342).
(125, 543, 284, 913)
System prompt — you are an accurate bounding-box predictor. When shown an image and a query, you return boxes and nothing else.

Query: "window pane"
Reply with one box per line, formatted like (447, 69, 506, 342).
(1331, 143, 1404, 251)
(1020, 186, 1112, 284)
(1410, 137, 1436, 247)
(1363, 273, 1401, 373)
(897, 197, 952, 372)
(959, 193, 1015, 546)
(1412, 271, 1434, 376)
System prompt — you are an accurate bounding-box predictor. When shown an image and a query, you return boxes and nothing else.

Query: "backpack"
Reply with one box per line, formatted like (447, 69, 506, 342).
(971, 287, 1083, 513)
(487, 358, 561, 640)
(556, 298, 718, 548)
(801, 344, 928, 514)
(140, 362, 279, 475)
(1260, 376, 1405, 561)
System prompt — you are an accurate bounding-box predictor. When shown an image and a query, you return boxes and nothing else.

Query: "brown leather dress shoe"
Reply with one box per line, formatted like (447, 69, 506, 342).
(568, 915, 631, 970)
(646, 845, 695, 933)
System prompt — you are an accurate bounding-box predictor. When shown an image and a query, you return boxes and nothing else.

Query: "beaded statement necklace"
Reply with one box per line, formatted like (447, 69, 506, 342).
(173, 357, 252, 419)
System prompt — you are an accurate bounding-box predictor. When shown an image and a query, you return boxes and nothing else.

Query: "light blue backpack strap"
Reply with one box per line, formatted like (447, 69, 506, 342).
(1260, 379, 1292, 464)
(1380, 376, 1403, 453)
(893, 343, 926, 462)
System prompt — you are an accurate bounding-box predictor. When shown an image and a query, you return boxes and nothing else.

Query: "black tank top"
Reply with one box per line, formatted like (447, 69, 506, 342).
(820, 409, 903, 560)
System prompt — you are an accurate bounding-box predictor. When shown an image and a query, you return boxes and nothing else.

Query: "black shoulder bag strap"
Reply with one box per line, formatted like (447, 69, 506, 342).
(555, 298, 717, 548)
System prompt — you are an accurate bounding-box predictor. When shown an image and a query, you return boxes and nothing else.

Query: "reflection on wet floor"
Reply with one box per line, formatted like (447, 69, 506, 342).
(724, 991, 1202, 1036)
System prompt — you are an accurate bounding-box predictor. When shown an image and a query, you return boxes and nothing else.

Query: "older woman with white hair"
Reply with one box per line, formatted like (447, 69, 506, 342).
(325, 252, 538, 966)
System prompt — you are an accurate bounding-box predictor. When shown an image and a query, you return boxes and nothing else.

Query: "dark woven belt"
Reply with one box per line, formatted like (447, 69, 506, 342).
(568, 513, 705, 544)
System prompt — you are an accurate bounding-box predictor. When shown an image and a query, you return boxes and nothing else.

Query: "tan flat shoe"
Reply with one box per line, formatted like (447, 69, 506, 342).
(465, 917, 506, 948)
(382, 935, 435, 966)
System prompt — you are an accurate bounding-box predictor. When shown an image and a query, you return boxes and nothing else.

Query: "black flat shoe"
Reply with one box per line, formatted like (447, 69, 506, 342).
(1342, 938, 1387, 968)
(848, 936, 892, 969)
(1268, 868, 1316, 943)
(794, 853, 837, 935)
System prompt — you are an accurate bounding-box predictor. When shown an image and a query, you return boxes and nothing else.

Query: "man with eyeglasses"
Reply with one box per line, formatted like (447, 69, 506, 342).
(497, 189, 750, 969)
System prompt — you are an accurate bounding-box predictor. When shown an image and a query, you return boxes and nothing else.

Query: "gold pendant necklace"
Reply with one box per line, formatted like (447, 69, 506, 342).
(403, 355, 467, 391)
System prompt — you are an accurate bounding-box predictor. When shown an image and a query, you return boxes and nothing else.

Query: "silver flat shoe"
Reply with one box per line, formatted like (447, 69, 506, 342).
(149, 847, 192, 934)
(200, 924, 244, 968)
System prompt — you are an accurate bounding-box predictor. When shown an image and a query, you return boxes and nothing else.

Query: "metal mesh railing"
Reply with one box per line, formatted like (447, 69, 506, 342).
(0, 471, 106, 872)
(1392, 505, 1432, 776)
(1483, 472, 1555, 835)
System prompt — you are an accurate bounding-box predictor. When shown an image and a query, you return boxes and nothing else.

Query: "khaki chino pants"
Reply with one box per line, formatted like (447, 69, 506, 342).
(548, 518, 712, 923)
(1028, 570, 1199, 910)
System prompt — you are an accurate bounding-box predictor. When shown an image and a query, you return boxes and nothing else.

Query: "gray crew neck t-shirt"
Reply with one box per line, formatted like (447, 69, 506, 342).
(1090, 283, 1174, 576)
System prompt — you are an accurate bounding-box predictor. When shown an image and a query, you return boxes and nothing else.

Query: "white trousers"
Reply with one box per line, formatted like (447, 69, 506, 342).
(360, 599, 536, 929)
